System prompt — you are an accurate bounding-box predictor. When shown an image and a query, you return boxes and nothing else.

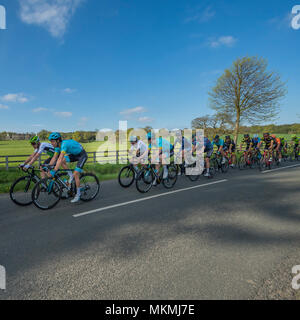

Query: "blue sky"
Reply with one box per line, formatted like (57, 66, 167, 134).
(0, 0, 299, 133)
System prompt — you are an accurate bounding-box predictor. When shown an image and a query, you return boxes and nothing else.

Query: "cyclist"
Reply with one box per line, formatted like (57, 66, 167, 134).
(19, 136, 56, 178)
(271, 134, 282, 163)
(192, 134, 213, 177)
(212, 135, 226, 164)
(280, 137, 288, 159)
(173, 130, 192, 174)
(128, 135, 149, 172)
(240, 134, 252, 154)
(151, 135, 174, 185)
(251, 134, 262, 160)
(292, 136, 299, 158)
(224, 135, 236, 168)
(258, 133, 275, 161)
(48, 132, 88, 203)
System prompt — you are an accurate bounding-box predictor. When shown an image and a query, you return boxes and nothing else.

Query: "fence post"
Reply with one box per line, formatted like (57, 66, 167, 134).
(6, 156, 8, 171)
(116, 150, 119, 164)
(93, 152, 96, 164)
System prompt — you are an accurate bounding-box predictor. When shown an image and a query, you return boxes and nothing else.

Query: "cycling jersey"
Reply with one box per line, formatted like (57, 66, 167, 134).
(156, 138, 174, 154)
(56, 139, 84, 155)
(192, 137, 213, 150)
(34, 142, 55, 157)
(174, 137, 192, 151)
(212, 139, 224, 148)
(130, 140, 148, 157)
(242, 138, 252, 149)
(224, 139, 236, 152)
(251, 138, 261, 148)
(262, 136, 276, 149)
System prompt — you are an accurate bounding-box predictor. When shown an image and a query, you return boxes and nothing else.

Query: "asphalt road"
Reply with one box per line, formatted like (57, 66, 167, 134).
(1, 163, 300, 300)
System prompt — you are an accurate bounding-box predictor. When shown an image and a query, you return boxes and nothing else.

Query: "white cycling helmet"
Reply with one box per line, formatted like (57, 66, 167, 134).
(129, 136, 138, 143)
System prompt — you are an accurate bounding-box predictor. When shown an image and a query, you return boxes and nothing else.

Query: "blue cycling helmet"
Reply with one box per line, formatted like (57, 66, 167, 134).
(253, 134, 259, 139)
(48, 132, 61, 140)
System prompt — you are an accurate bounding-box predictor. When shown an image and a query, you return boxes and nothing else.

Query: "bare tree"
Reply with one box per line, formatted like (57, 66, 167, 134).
(191, 115, 212, 129)
(208, 56, 286, 143)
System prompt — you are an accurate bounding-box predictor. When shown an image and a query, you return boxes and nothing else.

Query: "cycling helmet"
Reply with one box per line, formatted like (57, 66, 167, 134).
(214, 135, 220, 140)
(271, 134, 276, 139)
(263, 132, 269, 136)
(253, 134, 259, 139)
(29, 136, 40, 144)
(292, 136, 298, 140)
(244, 134, 250, 138)
(225, 136, 231, 140)
(48, 132, 61, 140)
(129, 136, 138, 143)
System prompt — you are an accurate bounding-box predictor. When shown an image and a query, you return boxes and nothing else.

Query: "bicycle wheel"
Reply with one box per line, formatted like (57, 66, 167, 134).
(221, 159, 229, 173)
(10, 175, 39, 206)
(79, 173, 100, 202)
(118, 166, 135, 188)
(32, 178, 62, 210)
(163, 164, 178, 188)
(186, 163, 201, 182)
(136, 167, 154, 193)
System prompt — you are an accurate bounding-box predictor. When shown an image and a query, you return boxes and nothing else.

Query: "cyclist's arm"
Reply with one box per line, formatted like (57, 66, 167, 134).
(27, 152, 41, 166)
(53, 153, 65, 172)
(23, 153, 35, 165)
(49, 151, 60, 167)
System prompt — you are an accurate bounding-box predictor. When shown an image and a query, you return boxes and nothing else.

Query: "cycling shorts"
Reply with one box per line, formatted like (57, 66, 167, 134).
(204, 148, 213, 158)
(67, 150, 88, 172)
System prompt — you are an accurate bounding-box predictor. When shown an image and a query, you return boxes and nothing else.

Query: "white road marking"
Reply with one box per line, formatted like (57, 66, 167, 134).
(73, 179, 228, 218)
(261, 163, 300, 174)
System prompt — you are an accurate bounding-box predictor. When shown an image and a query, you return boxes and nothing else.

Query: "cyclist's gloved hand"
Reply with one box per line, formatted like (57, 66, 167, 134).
(24, 164, 30, 169)
(42, 166, 49, 172)
(50, 170, 57, 177)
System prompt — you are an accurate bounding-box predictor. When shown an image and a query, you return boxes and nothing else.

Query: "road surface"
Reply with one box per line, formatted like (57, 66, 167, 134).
(1, 163, 300, 299)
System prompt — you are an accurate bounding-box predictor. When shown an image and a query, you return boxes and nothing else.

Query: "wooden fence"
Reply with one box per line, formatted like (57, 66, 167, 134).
(0, 150, 129, 170)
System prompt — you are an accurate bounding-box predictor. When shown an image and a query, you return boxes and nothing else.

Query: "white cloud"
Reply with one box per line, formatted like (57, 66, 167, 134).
(19, 0, 84, 38)
(208, 36, 237, 48)
(0, 104, 9, 110)
(32, 124, 44, 127)
(120, 106, 146, 115)
(32, 107, 48, 112)
(1, 93, 29, 103)
(63, 88, 76, 93)
(54, 111, 72, 118)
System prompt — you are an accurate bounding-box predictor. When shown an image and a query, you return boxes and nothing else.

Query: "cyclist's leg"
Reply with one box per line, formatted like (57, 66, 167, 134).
(40, 157, 52, 178)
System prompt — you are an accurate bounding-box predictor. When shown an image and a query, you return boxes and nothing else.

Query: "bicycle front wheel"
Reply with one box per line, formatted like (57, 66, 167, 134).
(32, 178, 62, 210)
(10, 175, 39, 206)
(136, 168, 154, 193)
(163, 164, 178, 188)
(118, 166, 135, 188)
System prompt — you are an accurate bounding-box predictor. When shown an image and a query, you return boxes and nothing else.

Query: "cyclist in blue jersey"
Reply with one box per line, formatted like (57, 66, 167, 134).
(212, 135, 226, 164)
(192, 134, 213, 177)
(151, 135, 174, 184)
(48, 132, 88, 203)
